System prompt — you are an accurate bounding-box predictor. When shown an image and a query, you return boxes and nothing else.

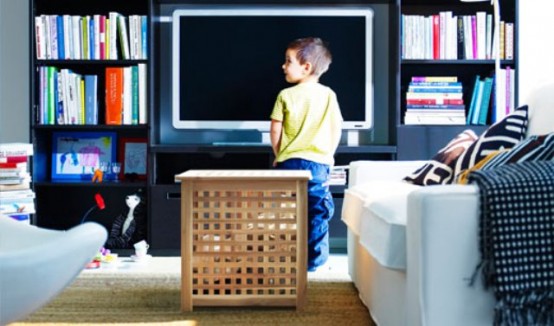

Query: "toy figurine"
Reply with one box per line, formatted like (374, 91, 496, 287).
(91, 168, 103, 183)
(105, 189, 147, 249)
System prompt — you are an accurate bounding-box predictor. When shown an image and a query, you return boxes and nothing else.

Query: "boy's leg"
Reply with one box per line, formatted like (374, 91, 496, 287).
(307, 184, 334, 271)
(276, 159, 334, 271)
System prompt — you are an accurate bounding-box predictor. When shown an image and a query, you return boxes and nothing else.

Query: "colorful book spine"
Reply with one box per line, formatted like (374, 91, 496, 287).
(105, 67, 123, 125)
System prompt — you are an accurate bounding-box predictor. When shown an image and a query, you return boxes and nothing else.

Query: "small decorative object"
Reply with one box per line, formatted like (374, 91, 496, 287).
(111, 162, 122, 181)
(81, 193, 105, 224)
(105, 189, 147, 249)
(119, 137, 147, 180)
(91, 168, 103, 183)
(132, 240, 151, 261)
(81, 193, 107, 269)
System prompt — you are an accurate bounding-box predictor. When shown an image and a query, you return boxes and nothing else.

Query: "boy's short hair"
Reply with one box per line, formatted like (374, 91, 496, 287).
(288, 37, 332, 77)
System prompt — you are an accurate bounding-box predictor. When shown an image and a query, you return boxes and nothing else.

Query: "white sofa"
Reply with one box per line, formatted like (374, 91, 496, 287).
(341, 82, 554, 326)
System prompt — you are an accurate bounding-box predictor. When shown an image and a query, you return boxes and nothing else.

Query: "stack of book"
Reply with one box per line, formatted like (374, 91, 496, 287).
(0, 143, 35, 223)
(329, 166, 348, 186)
(34, 12, 148, 61)
(404, 76, 466, 125)
(401, 11, 514, 61)
(36, 63, 147, 126)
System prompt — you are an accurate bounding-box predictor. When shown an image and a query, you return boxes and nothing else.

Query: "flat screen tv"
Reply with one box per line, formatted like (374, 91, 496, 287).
(172, 6, 374, 131)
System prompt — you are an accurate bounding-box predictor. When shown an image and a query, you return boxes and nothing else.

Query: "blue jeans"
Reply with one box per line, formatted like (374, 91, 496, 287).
(276, 158, 335, 270)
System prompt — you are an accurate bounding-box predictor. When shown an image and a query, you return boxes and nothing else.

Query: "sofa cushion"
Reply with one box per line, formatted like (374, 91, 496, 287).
(454, 105, 528, 178)
(342, 181, 419, 236)
(457, 132, 554, 184)
(359, 194, 408, 270)
(403, 129, 478, 185)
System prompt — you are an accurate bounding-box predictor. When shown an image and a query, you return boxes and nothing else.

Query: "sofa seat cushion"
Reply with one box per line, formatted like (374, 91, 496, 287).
(342, 181, 419, 236)
(359, 194, 408, 270)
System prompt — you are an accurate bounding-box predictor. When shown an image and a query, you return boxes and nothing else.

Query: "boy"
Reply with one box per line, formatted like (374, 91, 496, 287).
(270, 37, 343, 272)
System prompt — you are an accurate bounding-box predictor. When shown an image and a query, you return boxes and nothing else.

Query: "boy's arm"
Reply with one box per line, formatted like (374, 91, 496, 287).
(270, 119, 283, 163)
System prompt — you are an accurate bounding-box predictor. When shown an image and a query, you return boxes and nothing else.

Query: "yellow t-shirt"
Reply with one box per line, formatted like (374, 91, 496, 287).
(270, 83, 343, 165)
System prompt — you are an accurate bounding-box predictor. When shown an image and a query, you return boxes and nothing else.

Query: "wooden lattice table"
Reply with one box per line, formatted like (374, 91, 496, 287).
(175, 169, 311, 311)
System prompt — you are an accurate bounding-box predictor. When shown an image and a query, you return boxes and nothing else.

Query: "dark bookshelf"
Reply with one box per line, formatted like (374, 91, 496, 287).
(397, 0, 518, 160)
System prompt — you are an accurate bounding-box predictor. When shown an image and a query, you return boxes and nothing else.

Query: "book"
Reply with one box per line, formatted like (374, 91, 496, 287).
(407, 98, 463, 105)
(0, 177, 28, 185)
(84, 74, 98, 125)
(49, 15, 59, 60)
(62, 14, 72, 59)
(406, 92, 463, 99)
(108, 12, 120, 59)
(0, 156, 28, 164)
(408, 87, 462, 93)
(0, 170, 29, 178)
(485, 14, 492, 59)
(476, 77, 494, 125)
(0, 189, 35, 199)
(404, 115, 466, 125)
(0, 143, 33, 158)
(138, 63, 147, 124)
(98, 15, 106, 59)
(81, 15, 90, 60)
(406, 104, 465, 110)
(466, 75, 480, 124)
(411, 76, 457, 82)
(499, 20, 505, 59)
(89, 16, 95, 59)
(0, 162, 28, 169)
(71, 15, 82, 60)
(405, 110, 465, 117)
(463, 15, 473, 59)
(432, 14, 440, 60)
(131, 65, 139, 125)
(0, 197, 36, 215)
(117, 14, 131, 60)
(0, 180, 31, 191)
(470, 15, 477, 59)
(470, 78, 485, 125)
(122, 66, 133, 125)
(34, 16, 46, 59)
(141, 15, 148, 59)
(476, 11, 486, 60)
(504, 22, 514, 60)
(456, 15, 464, 59)
(105, 67, 124, 125)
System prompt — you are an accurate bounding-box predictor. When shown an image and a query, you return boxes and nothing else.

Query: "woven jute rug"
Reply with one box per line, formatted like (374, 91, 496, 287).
(10, 257, 373, 326)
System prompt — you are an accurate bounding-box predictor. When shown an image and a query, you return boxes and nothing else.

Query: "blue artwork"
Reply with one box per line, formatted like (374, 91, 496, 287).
(52, 132, 116, 179)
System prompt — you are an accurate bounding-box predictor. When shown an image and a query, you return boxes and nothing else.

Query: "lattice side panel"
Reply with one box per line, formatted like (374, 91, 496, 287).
(191, 188, 299, 298)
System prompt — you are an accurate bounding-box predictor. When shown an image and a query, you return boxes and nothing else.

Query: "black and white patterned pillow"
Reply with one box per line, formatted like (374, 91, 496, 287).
(479, 132, 554, 166)
(404, 129, 478, 185)
(454, 105, 528, 178)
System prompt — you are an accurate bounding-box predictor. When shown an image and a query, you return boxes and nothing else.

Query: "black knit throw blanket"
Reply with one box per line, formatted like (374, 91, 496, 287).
(468, 161, 554, 326)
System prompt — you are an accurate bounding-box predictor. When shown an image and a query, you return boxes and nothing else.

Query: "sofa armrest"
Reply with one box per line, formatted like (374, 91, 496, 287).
(348, 160, 428, 187)
(405, 184, 495, 326)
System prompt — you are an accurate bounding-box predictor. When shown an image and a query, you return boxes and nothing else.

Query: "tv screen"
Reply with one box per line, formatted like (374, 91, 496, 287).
(172, 6, 374, 131)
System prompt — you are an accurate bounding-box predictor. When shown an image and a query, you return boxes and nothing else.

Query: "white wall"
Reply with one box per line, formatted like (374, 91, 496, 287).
(0, 0, 29, 143)
(518, 1, 554, 104)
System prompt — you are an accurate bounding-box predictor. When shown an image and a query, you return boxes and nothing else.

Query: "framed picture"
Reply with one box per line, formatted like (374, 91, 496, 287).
(119, 137, 147, 180)
(52, 131, 117, 180)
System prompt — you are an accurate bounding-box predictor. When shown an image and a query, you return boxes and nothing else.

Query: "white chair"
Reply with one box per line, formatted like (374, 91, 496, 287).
(0, 216, 107, 325)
